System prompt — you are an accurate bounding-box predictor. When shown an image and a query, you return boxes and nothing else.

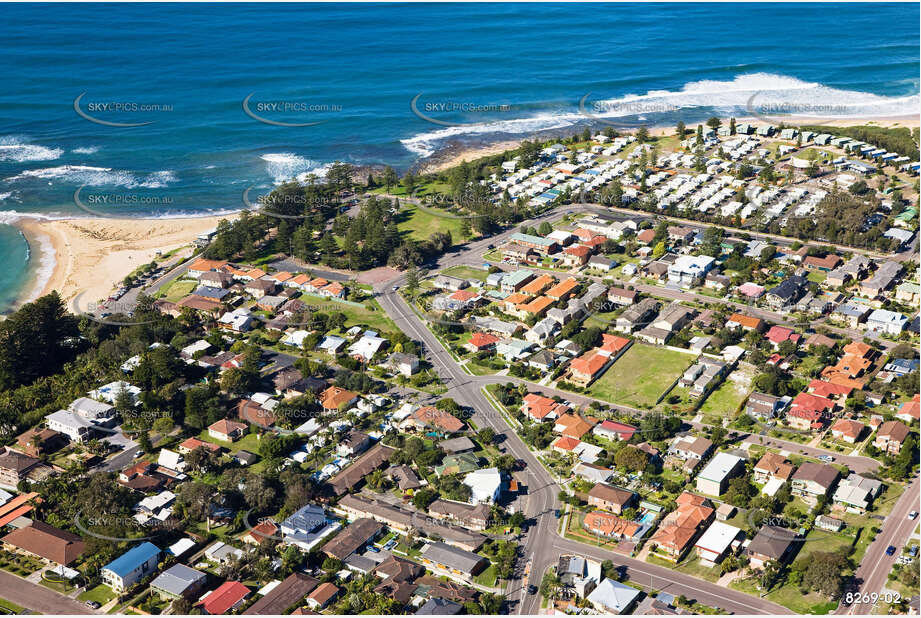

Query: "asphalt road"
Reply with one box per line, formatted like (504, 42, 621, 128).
(375, 282, 789, 615)
(836, 477, 920, 615)
(0, 570, 97, 614)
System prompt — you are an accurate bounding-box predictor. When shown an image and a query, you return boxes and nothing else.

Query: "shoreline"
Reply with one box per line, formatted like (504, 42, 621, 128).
(4, 112, 918, 315)
(417, 113, 920, 175)
(10, 213, 239, 312)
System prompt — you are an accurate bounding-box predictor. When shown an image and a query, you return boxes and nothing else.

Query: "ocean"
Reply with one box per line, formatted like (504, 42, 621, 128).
(0, 2, 918, 309)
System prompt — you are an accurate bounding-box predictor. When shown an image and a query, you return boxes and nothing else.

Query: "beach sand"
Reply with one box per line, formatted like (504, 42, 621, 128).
(15, 214, 237, 309)
(418, 114, 920, 174)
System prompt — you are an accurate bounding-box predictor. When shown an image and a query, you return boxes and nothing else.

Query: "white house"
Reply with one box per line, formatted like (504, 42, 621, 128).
(463, 467, 502, 504)
(694, 521, 743, 565)
(865, 309, 908, 335)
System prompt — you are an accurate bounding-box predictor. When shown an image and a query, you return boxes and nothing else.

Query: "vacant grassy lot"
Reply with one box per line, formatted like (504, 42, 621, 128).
(395, 202, 467, 243)
(156, 279, 196, 302)
(298, 294, 398, 334)
(440, 265, 489, 281)
(699, 366, 755, 417)
(588, 344, 694, 409)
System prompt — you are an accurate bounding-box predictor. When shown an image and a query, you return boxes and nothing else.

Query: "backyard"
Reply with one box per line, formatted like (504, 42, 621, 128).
(588, 344, 694, 409)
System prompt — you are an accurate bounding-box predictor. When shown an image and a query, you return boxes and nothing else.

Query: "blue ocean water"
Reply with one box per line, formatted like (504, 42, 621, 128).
(0, 2, 917, 307)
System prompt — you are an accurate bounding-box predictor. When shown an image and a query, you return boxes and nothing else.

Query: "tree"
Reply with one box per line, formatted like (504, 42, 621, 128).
(652, 241, 666, 259)
(706, 116, 721, 130)
(801, 551, 849, 597)
(538, 221, 552, 236)
(381, 166, 398, 191)
(614, 445, 649, 473)
(539, 570, 562, 600)
(676, 121, 686, 137)
(477, 427, 496, 445)
(137, 430, 152, 454)
(636, 126, 649, 143)
(405, 265, 421, 298)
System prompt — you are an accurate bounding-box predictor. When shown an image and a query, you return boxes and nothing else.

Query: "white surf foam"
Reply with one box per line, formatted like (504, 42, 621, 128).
(0, 136, 64, 162)
(401, 73, 919, 157)
(261, 153, 330, 184)
(71, 146, 100, 155)
(4, 165, 177, 188)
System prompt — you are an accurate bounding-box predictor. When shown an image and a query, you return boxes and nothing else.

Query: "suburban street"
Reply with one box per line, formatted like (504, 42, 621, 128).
(836, 477, 920, 615)
(368, 198, 916, 614)
(375, 281, 790, 614)
(0, 570, 97, 614)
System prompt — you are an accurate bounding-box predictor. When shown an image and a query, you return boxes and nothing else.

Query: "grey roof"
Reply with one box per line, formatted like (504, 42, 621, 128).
(438, 437, 476, 454)
(416, 598, 463, 615)
(420, 541, 485, 574)
(748, 525, 798, 559)
(150, 563, 206, 596)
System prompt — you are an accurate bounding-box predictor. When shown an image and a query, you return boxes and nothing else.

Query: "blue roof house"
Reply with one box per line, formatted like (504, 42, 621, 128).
(101, 542, 161, 592)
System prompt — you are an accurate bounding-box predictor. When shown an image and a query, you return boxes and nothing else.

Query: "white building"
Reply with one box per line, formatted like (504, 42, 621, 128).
(463, 467, 502, 504)
(865, 309, 908, 335)
(694, 521, 743, 565)
(667, 255, 715, 288)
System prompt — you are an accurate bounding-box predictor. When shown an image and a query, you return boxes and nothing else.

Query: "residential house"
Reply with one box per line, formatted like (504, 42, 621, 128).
(200, 581, 251, 615)
(150, 564, 207, 600)
(101, 542, 161, 592)
(208, 419, 247, 442)
(242, 573, 319, 615)
(607, 287, 637, 306)
(586, 484, 636, 515)
(463, 467, 502, 504)
(833, 474, 883, 513)
(649, 492, 714, 561)
(791, 462, 840, 505)
(830, 419, 865, 443)
(1, 520, 85, 566)
(874, 420, 910, 455)
(322, 518, 383, 560)
(419, 542, 488, 582)
(586, 578, 641, 614)
(695, 452, 745, 496)
(695, 521, 743, 566)
(747, 525, 799, 568)
(746, 392, 785, 421)
(787, 392, 835, 430)
(615, 298, 660, 333)
(753, 453, 794, 485)
(726, 313, 763, 331)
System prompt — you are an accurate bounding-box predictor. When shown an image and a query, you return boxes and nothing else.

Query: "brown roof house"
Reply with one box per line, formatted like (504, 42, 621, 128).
(747, 525, 799, 568)
(1, 520, 85, 565)
(874, 420, 911, 455)
(587, 484, 636, 515)
(791, 462, 840, 506)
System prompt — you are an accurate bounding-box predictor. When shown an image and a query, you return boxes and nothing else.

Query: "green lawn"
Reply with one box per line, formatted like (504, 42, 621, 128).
(588, 344, 694, 409)
(730, 576, 837, 614)
(197, 429, 262, 456)
(395, 203, 467, 243)
(297, 295, 398, 334)
(440, 265, 489, 281)
(807, 270, 827, 284)
(0, 597, 25, 614)
(79, 584, 117, 605)
(155, 278, 197, 302)
(699, 369, 754, 417)
(473, 563, 499, 587)
(645, 554, 721, 583)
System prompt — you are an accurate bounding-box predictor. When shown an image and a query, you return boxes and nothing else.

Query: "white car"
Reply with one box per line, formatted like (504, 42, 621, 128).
(909, 511, 918, 520)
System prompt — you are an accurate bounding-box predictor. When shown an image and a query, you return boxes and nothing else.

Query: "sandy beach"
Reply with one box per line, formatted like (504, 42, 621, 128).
(418, 114, 920, 175)
(14, 214, 238, 310)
